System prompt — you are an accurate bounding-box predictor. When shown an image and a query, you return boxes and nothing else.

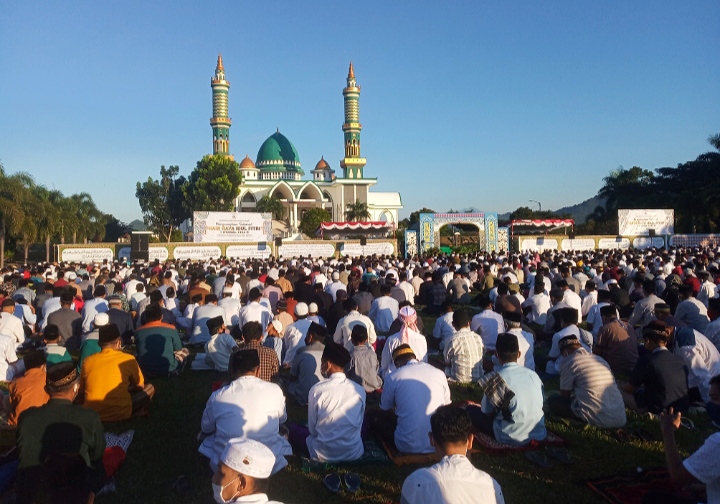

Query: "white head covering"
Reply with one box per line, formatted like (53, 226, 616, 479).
(93, 312, 110, 327)
(295, 302, 309, 317)
(308, 302, 318, 314)
(398, 306, 419, 345)
(220, 438, 274, 479)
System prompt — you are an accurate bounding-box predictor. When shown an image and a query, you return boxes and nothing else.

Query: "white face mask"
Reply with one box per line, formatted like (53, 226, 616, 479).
(212, 476, 239, 504)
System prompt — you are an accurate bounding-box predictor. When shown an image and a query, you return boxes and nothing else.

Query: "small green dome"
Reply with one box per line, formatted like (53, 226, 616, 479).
(256, 130, 303, 174)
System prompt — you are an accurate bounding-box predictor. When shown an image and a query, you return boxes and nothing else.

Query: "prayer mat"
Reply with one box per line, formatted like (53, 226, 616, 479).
(190, 353, 216, 370)
(378, 437, 440, 467)
(471, 429, 566, 454)
(98, 430, 135, 495)
(300, 438, 391, 472)
(586, 469, 694, 504)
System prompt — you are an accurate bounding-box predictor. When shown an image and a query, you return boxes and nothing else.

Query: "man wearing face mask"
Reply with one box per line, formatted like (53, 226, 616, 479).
(16, 361, 106, 504)
(211, 437, 285, 504)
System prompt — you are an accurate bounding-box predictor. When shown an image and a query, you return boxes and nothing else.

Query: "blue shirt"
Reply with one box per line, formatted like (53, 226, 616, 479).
(481, 362, 546, 446)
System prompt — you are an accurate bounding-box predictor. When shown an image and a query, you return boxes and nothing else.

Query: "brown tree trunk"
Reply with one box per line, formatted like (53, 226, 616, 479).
(45, 235, 51, 263)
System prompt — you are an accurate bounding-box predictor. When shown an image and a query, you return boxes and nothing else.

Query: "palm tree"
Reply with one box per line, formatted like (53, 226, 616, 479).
(0, 165, 34, 267)
(256, 195, 286, 221)
(344, 199, 371, 222)
(32, 186, 63, 262)
(69, 193, 105, 243)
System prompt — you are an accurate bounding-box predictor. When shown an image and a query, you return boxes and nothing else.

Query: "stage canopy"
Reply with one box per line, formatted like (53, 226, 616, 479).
(317, 221, 394, 238)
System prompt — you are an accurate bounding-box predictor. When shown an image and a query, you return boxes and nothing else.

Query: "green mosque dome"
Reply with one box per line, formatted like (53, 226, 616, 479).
(256, 130, 304, 174)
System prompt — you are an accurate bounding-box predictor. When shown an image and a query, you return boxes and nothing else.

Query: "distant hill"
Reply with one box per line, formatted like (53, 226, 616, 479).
(128, 219, 147, 231)
(553, 196, 606, 223)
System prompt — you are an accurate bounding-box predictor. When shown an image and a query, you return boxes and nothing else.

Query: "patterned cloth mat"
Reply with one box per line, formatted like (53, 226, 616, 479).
(471, 429, 566, 454)
(98, 430, 135, 495)
(378, 437, 440, 467)
(586, 469, 694, 504)
(301, 438, 391, 472)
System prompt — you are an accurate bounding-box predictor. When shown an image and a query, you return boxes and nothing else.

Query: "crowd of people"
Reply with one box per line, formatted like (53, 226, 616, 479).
(0, 244, 719, 502)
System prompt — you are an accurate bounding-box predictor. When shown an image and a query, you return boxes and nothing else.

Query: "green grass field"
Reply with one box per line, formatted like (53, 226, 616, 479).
(3, 313, 715, 503)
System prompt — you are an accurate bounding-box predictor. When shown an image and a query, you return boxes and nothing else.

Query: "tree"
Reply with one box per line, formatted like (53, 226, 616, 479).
(67, 193, 105, 243)
(104, 215, 132, 243)
(709, 133, 720, 151)
(299, 208, 330, 237)
(344, 200, 371, 222)
(136, 165, 190, 242)
(0, 165, 34, 267)
(182, 155, 242, 214)
(255, 195, 286, 220)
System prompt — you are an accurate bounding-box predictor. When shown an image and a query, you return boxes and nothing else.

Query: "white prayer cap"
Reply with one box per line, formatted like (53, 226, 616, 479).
(295, 302, 309, 317)
(94, 312, 109, 327)
(270, 320, 283, 333)
(332, 271, 340, 280)
(67, 272, 77, 281)
(220, 438, 274, 479)
(308, 302, 319, 314)
(223, 286, 233, 294)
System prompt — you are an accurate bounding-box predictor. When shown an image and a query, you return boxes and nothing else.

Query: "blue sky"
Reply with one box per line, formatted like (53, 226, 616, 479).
(1, 1, 718, 223)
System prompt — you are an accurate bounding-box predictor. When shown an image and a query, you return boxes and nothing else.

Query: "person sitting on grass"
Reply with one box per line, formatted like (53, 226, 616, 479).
(204, 315, 239, 372)
(546, 335, 626, 428)
(433, 301, 455, 351)
(79, 323, 155, 421)
(135, 303, 187, 377)
(381, 306, 428, 379)
(658, 377, 720, 504)
(3, 350, 49, 427)
(43, 324, 72, 367)
(444, 310, 484, 384)
(401, 405, 505, 504)
(211, 438, 286, 504)
(347, 325, 383, 394)
(620, 324, 689, 415)
(304, 342, 365, 462)
(236, 321, 279, 383)
(16, 361, 106, 504)
(287, 322, 326, 406)
(466, 333, 546, 446)
(200, 349, 291, 475)
(78, 312, 108, 371)
(379, 344, 451, 454)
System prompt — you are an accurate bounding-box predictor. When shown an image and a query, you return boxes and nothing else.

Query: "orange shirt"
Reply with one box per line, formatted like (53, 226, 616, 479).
(80, 348, 145, 422)
(8, 367, 49, 426)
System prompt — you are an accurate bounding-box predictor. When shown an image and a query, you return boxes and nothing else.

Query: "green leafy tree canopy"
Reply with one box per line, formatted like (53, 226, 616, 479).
(299, 208, 330, 236)
(182, 155, 242, 214)
(255, 195, 286, 220)
(136, 165, 190, 242)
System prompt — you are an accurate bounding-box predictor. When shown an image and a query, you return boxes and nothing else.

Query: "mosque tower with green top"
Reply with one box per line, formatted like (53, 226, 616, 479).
(340, 62, 366, 179)
(210, 54, 233, 159)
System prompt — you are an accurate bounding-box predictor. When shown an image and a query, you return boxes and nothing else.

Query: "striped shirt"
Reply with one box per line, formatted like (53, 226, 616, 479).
(559, 348, 626, 428)
(444, 328, 484, 384)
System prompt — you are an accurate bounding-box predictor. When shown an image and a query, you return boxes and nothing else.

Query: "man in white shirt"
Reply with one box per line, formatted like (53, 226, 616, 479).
(238, 287, 273, 331)
(324, 272, 345, 302)
(401, 405, 504, 504)
(397, 271, 415, 306)
(697, 270, 717, 308)
(333, 299, 377, 351)
(80, 285, 109, 334)
(381, 306, 428, 378)
(204, 315, 239, 372)
(0, 299, 26, 347)
(471, 296, 504, 352)
(521, 283, 550, 327)
(558, 279, 582, 324)
(189, 294, 226, 345)
(546, 308, 593, 376)
(305, 342, 365, 462)
(675, 285, 710, 333)
(433, 302, 455, 351)
(218, 287, 242, 329)
(659, 391, 720, 504)
(504, 312, 535, 371)
(369, 284, 400, 335)
(199, 349, 292, 474)
(282, 302, 312, 367)
(628, 279, 663, 331)
(379, 344, 451, 454)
